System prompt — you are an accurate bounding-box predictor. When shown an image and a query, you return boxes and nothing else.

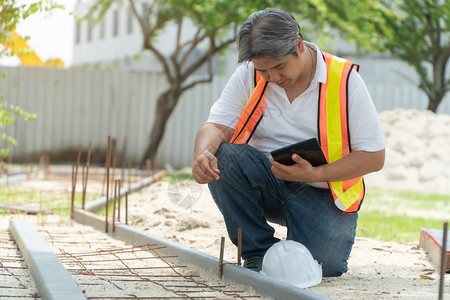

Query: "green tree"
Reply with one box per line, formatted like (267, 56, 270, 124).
(0, 93, 36, 157)
(86, 0, 333, 164)
(315, 0, 450, 113)
(0, 0, 61, 158)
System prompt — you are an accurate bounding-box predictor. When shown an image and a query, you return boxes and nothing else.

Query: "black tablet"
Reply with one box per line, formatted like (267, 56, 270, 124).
(270, 138, 328, 166)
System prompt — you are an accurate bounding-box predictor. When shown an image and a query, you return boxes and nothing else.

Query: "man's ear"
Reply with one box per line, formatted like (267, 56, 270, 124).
(297, 36, 305, 54)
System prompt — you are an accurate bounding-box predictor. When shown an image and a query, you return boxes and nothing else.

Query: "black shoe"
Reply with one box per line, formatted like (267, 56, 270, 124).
(243, 256, 263, 272)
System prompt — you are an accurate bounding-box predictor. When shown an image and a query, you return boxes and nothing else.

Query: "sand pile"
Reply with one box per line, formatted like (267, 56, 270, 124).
(365, 108, 450, 194)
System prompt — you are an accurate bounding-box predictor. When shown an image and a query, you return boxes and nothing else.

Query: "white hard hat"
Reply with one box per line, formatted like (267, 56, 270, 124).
(260, 240, 322, 288)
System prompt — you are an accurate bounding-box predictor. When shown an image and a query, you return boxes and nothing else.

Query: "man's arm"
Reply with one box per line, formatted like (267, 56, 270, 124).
(270, 149, 385, 183)
(192, 123, 234, 184)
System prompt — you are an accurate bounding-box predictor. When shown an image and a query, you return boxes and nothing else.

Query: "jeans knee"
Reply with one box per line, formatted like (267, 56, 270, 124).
(215, 143, 253, 172)
(216, 143, 249, 161)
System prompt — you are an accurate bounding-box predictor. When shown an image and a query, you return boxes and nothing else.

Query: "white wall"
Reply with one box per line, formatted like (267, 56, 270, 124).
(72, 0, 211, 73)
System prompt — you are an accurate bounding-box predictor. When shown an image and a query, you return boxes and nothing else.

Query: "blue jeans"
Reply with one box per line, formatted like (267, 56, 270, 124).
(208, 143, 358, 277)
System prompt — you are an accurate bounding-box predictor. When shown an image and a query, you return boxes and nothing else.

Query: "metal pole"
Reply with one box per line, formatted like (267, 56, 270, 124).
(237, 228, 242, 266)
(112, 180, 118, 233)
(117, 179, 121, 222)
(438, 221, 448, 300)
(82, 142, 92, 209)
(105, 136, 111, 233)
(219, 237, 225, 278)
(71, 144, 82, 219)
(125, 191, 128, 225)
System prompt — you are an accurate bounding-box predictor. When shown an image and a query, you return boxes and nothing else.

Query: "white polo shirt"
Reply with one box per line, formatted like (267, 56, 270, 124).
(207, 42, 385, 187)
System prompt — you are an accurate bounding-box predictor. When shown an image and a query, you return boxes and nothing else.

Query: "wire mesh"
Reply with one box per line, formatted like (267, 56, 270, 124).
(0, 231, 40, 299)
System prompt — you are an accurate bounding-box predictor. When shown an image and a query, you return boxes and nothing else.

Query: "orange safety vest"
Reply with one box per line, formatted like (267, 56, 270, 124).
(230, 51, 364, 213)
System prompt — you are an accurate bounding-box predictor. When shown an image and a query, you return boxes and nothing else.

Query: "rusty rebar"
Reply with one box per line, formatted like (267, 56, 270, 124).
(120, 137, 127, 183)
(82, 141, 92, 209)
(71, 164, 75, 217)
(50, 237, 258, 300)
(112, 180, 118, 233)
(237, 228, 242, 266)
(438, 221, 448, 300)
(105, 136, 111, 233)
(71, 144, 82, 219)
(127, 161, 132, 190)
(219, 237, 225, 278)
(117, 179, 121, 222)
(111, 139, 118, 188)
(125, 191, 128, 225)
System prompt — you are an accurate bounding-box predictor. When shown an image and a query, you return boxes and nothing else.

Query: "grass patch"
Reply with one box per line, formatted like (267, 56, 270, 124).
(357, 210, 445, 244)
(0, 186, 100, 216)
(357, 188, 449, 244)
(159, 170, 194, 184)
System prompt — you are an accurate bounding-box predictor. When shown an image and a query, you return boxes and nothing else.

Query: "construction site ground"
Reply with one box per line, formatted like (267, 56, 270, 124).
(1, 214, 270, 300)
(0, 167, 449, 300)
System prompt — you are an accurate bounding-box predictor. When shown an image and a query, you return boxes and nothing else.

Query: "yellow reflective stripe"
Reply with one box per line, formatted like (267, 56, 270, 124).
(326, 57, 345, 163)
(331, 179, 364, 209)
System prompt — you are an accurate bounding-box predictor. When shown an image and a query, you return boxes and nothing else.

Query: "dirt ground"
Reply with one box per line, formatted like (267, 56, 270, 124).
(127, 179, 449, 300)
(2, 107, 450, 299)
(2, 169, 447, 300)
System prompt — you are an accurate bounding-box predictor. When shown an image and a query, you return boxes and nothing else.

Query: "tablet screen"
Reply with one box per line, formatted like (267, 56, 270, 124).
(270, 138, 328, 166)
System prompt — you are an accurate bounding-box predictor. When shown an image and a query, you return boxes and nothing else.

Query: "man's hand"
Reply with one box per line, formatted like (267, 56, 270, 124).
(192, 123, 234, 184)
(269, 154, 319, 182)
(192, 150, 220, 184)
(269, 149, 385, 183)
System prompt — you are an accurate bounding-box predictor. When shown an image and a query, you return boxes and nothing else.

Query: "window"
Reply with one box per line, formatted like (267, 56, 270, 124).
(113, 9, 119, 37)
(87, 19, 93, 42)
(127, 6, 133, 34)
(100, 18, 106, 40)
(75, 21, 81, 44)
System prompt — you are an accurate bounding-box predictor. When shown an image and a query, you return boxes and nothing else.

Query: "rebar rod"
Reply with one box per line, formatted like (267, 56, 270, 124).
(117, 179, 121, 222)
(112, 180, 118, 233)
(82, 142, 92, 209)
(237, 228, 242, 266)
(105, 136, 111, 233)
(219, 237, 225, 279)
(438, 221, 448, 300)
(125, 191, 128, 225)
(71, 144, 83, 219)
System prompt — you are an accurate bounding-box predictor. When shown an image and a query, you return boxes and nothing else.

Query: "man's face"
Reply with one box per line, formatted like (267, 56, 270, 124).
(251, 38, 308, 90)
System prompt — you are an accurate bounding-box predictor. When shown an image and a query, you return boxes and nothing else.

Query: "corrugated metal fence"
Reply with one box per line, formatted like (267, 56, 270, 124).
(1, 65, 449, 168)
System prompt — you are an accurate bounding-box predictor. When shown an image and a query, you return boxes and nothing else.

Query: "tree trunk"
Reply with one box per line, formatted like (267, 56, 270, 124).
(427, 95, 442, 113)
(141, 88, 180, 166)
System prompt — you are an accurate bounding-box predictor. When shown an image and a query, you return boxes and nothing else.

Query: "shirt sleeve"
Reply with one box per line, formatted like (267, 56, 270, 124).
(347, 70, 386, 152)
(207, 63, 253, 129)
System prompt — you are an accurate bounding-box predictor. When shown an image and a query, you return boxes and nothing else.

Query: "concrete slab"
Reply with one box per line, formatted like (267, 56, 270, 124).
(0, 203, 51, 214)
(9, 219, 87, 300)
(0, 174, 27, 187)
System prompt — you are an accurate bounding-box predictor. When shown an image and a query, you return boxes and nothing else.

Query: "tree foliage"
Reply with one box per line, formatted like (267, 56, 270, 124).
(86, 0, 449, 164)
(86, 0, 334, 164)
(0, 92, 36, 157)
(313, 0, 450, 112)
(0, 0, 60, 157)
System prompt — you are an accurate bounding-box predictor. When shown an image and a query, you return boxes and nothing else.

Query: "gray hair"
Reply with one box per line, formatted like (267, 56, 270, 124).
(236, 8, 302, 63)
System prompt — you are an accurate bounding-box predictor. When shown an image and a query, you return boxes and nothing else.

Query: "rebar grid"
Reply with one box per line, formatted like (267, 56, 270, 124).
(31, 223, 262, 300)
(57, 243, 260, 299)
(0, 232, 40, 299)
